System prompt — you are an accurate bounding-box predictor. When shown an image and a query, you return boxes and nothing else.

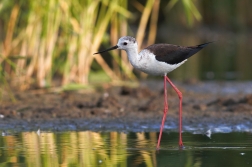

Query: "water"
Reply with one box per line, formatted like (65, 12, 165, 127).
(0, 131, 251, 167)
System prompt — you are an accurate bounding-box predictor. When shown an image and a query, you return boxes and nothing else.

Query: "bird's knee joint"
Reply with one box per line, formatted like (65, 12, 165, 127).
(178, 92, 182, 99)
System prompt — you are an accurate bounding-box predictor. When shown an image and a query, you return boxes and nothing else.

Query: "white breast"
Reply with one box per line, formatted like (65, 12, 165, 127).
(135, 49, 187, 76)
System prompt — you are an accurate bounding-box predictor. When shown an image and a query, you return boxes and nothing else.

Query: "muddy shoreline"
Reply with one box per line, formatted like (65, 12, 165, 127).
(0, 81, 252, 132)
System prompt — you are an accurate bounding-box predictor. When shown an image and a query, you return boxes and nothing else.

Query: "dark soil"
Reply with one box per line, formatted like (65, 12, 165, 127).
(0, 81, 252, 132)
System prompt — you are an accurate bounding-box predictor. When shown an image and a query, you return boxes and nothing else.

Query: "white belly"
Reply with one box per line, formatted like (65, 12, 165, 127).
(130, 49, 187, 76)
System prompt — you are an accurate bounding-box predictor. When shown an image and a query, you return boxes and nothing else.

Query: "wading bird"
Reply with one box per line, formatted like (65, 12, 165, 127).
(94, 36, 212, 149)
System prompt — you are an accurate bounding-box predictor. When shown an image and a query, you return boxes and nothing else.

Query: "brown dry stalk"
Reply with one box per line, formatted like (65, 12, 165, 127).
(147, 0, 160, 46)
(2, 4, 20, 61)
(136, 0, 155, 50)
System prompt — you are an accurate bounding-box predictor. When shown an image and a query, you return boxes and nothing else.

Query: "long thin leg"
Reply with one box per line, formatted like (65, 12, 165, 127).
(156, 76, 168, 150)
(165, 76, 184, 147)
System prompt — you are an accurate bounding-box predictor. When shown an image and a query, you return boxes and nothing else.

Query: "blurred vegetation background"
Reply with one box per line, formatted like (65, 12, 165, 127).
(0, 0, 251, 90)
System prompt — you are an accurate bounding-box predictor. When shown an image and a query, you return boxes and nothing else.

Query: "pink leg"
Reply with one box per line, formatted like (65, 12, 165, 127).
(156, 76, 168, 150)
(165, 76, 184, 147)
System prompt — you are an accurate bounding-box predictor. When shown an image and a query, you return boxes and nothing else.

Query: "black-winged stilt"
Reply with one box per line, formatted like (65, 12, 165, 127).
(94, 36, 212, 149)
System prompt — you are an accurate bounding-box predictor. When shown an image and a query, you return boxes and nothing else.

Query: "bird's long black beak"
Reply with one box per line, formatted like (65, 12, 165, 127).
(93, 45, 118, 55)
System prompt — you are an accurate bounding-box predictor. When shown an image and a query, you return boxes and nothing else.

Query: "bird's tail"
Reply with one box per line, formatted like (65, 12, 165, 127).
(186, 41, 214, 59)
(197, 41, 215, 48)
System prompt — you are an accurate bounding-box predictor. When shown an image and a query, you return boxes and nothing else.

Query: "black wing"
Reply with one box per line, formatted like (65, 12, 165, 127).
(146, 42, 212, 65)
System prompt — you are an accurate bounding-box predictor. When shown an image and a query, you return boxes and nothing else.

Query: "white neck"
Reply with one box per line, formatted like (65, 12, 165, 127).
(125, 47, 139, 68)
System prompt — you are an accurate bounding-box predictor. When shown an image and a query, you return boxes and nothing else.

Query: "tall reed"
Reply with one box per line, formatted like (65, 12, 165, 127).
(0, 0, 203, 89)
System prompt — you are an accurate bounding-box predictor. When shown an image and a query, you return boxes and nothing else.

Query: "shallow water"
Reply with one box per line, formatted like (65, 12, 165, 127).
(0, 131, 251, 167)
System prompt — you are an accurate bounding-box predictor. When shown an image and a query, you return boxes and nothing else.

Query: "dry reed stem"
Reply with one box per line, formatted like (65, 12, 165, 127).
(111, 12, 120, 77)
(37, 37, 46, 87)
(25, 22, 42, 88)
(87, 2, 120, 83)
(43, 2, 61, 85)
(0, 0, 161, 88)
(136, 0, 155, 50)
(119, 9, 135, 79)
(63, 34, 78, 85)
(147, 0, 160, 46)
(1, 4, 19, 62)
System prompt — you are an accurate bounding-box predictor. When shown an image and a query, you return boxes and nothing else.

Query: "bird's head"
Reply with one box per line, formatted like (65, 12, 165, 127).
(94, 36, 137, 55)
(117, 36, 137, 50)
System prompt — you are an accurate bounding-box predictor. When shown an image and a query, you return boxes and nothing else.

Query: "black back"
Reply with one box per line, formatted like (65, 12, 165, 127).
(146, 42, 212, 65)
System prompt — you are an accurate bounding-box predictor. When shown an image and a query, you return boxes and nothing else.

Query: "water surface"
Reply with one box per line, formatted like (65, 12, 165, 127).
(0, 131, 251, 167)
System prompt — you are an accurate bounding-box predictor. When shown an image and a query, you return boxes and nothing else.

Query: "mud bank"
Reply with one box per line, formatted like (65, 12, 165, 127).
(0, 81, 252, 132)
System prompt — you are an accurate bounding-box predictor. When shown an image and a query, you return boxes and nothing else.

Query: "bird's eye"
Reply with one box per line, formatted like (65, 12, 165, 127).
(123, 42, 127, 45)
